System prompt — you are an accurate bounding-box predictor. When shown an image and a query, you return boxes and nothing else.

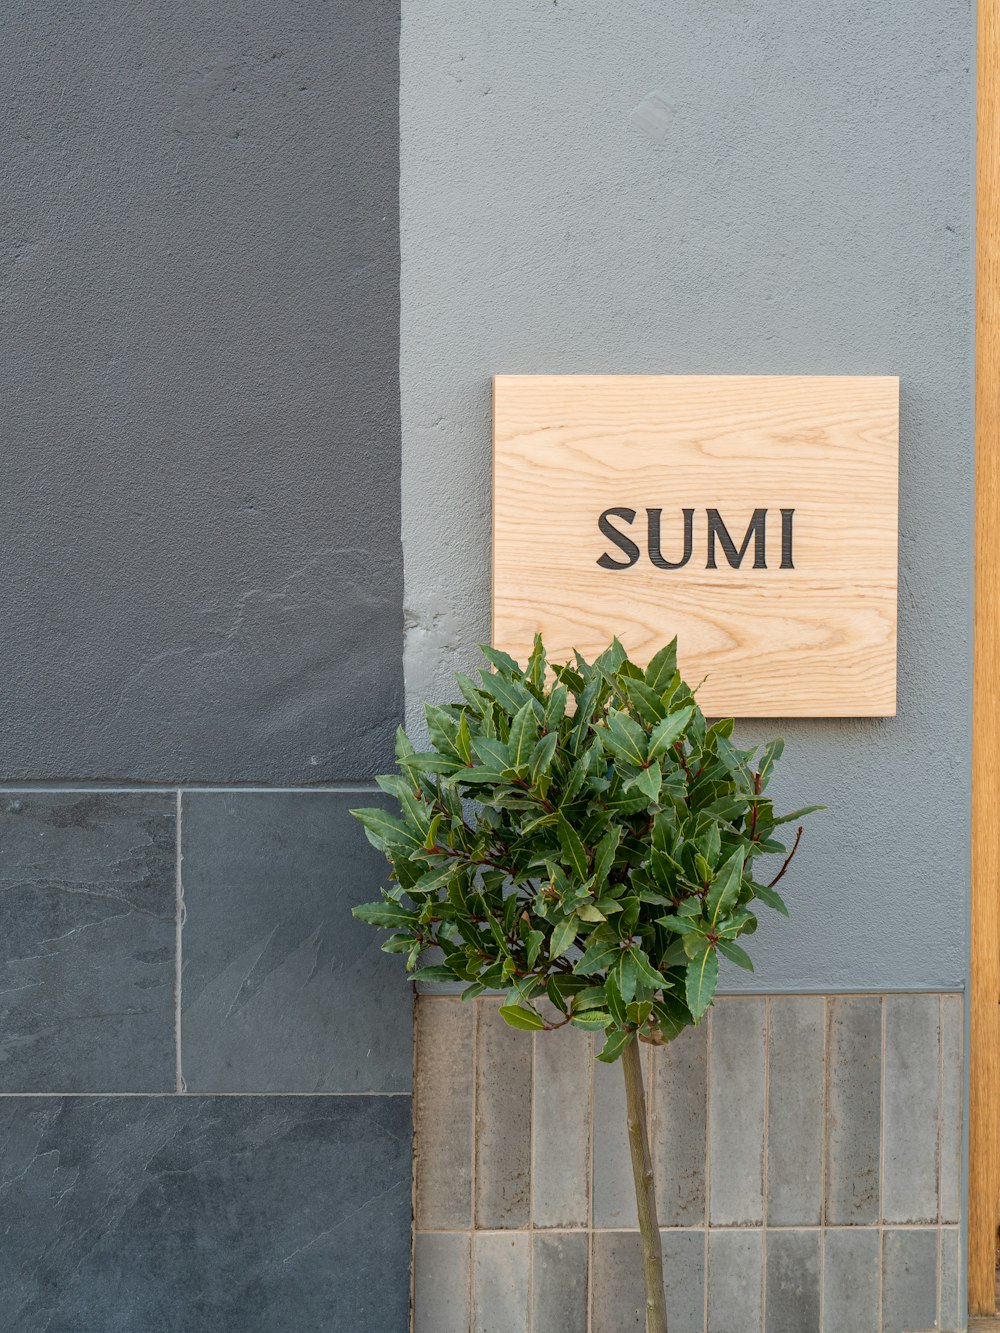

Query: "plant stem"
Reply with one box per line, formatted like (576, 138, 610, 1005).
(621, 1037, 668, 1333)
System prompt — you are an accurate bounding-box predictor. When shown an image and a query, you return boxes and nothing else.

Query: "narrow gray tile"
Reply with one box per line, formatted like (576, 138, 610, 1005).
(180, 792, 411, 1093)
(592, 1039, 642, 1227)
(592, 1230, 705, 1333)
(475, 999, 532, 1228)
(940, 1226, 961, 1333)
(940, 995, 963, 1223)
(881, 1228, 939, 1333)
(531, 1232, 588, 1333)
(822, 1229, 879, 1333)
(0, 793, 175, 1092)
(473, 1231, 529, 1333)
(883, 994, 940, 1223)
(414, 1232, 471, 1333)
(416, 997, 475, 1229)
(0, 1094, 411, 1332)
(767, 996, 824, 1225)
(709, 998, 766, 1225)
(652, 1022, 708, 1225)
(765, 1229, 820, 1333)
(826, 996, 882, 1225)
(662, 1230, 708, 1333)
(708, 1230, 762, 1333)
(533, 1023, 590, 1226)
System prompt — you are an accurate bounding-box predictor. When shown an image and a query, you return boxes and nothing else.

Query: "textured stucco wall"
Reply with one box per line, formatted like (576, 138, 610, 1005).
(400, 0, 974, 992)
(1, 0, 401, 782)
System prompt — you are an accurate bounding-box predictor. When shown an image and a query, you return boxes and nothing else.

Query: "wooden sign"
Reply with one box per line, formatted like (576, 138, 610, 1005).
(492, 374, 899, 717)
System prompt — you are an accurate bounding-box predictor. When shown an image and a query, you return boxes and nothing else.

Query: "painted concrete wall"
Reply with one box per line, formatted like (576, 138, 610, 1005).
(401, 0, 975, 993)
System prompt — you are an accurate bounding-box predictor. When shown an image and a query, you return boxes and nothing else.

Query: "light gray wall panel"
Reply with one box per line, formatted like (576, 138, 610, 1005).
(400, 0, 973, 991)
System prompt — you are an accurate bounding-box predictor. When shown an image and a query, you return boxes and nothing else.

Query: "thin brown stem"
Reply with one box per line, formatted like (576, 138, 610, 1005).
(767, 825, 804, 888)
(621, 1038, 668, 1333)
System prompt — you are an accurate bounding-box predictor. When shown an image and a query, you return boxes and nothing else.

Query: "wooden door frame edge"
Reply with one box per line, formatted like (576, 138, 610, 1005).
(972, 0, 1000, 1314)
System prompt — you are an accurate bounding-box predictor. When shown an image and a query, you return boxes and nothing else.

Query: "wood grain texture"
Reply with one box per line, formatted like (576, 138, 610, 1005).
(971, 0, 1000, 1313)
(493, 374, 898, 717)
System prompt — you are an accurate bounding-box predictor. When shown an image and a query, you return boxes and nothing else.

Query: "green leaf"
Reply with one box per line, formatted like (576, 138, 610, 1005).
(647, 707, 695, 762)
(479, 644, 522, 676)
(771, 805, 824, 825)
(605, 972, 627, 1025)
(507, 700, 539, 771)
(352, 901, 415, 928)
(350, 807, 423, 851)
(753, 882, 790, 916)
(529, 731, 559, 783)
(644, 638, 679, 693)
(593, 826, 622, 888)
(625, 763, 661, 803)
(558, 814, 590, 880)
(571, 1010, 614, 1031)
(599, 710, 648, 766)
(655, 915, 704, 936)
(621, 678, 667, 724)
(498, 1003, 546, 1031)
(550, 917, 578, 960)
(411, 964, 460, 982)
(685, 946, 719, 1021)
(718, 939, 755, 971)
(596, 1027, 635, 1063)
(472, 736, 510, 771)
(706, 848, 744, 926)
(574, 935, 622, 975)
(525, 930, 545, 968)
(544, 684, 568, 729)
(628, 945, 666, 992)
(576, 903, 607, 923)
(757, 738, 784, 789)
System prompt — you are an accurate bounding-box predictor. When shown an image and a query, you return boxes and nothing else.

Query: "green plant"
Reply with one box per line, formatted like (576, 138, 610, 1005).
(352, 637, 818, 1333)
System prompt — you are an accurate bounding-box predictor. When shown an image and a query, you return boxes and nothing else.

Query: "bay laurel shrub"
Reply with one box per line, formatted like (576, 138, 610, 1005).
(352, 637, 817, 1333)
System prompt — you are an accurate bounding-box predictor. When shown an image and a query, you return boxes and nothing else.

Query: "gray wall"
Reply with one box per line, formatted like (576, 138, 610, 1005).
(401, 0, 974, 993)
(2, 0, 402, 783)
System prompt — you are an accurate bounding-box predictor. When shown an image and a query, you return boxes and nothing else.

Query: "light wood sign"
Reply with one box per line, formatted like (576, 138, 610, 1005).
(492, 374, 899, 717)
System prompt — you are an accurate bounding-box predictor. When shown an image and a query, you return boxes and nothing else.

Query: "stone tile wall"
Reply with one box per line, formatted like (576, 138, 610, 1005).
(0, 790, 412, 1332)
(413, 994, 964, 1333)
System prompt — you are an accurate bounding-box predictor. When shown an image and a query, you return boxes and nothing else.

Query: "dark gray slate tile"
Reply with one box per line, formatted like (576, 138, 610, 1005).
(881, 1228, 939, 1333)
(822, 1229, 879, 1333)
(0, 1093, 412, 1333)
(767, 996, 824, 1225)
(180, 791, 411, 1093)
(826, 995, 882, 1224)
(532, 1231, 589, 1333)
(0, 0, 401, 783)
(0, 793, 175, 1092)
(765, 1229, 820, 1333)
(475, 1000, 532, 1228)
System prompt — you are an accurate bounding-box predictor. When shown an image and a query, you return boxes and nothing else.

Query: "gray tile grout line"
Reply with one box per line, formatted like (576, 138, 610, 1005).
(0, 1091, 414, 1098)
(761, 997, 770, 1330)
(414, 1224, 961, 1235)
(937, 993, 945, 1330)
(175, 790, 186, 1094)
(878, 995, 887, 1333)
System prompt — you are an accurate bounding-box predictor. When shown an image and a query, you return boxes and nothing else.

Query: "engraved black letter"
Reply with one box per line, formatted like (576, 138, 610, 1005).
(780, 508, 795, 569)
(647, 508, 694, 569)
(597, 508, 640, 569)
(706, 509, 768, 569)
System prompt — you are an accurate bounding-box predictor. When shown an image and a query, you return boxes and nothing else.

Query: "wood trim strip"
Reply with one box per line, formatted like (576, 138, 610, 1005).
(972, 0, 1000, 1314)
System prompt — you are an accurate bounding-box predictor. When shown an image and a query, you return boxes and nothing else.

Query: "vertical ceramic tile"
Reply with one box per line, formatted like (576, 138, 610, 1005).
(882, 994, 940, 1223)
(709, 998, 766, 1225)
(826, 996, 882, 1224)
(767, 996, 824, 1225)
(475, 1000, 532, 1228)
(939, 1226, 962, 1333)
(764, 1230, 821, 1333)
(707, 1230, 763, 1333)
(533, 1022, 591, 1227)
(416, 998, 475, 1230)
(531, 1231, 589, 1333)
(592, 1040, 641, 1228)
(652, 1022, 708, 1226)
(822, 1229, 880, 1333)
(473, 1231, 530, 1333)
(881, 1228, 939, 1333)
(414, 1232, 471, 1333)
(939, 994, 963, 1224)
